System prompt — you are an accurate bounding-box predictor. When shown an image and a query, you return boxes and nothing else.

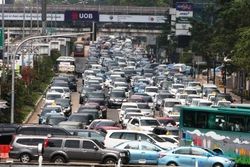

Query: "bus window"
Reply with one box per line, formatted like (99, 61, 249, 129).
(247, 117, 250, 132)
(208, 114, 226, 130)
(183, 111, 195, 127)
(227, 115, 245, 132)
(196, 112, 208, 129)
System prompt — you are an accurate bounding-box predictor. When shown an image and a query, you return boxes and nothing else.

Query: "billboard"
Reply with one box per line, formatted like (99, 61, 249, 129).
(65, 11, 99, 22)
(100, 15, 166, 23)
(176, 2, 193, 11)
(175, 2, 193, 36)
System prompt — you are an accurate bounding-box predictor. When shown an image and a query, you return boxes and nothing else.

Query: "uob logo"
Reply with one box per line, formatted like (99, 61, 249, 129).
(79, 13, 93, 19)
(71, 11, 79, 20)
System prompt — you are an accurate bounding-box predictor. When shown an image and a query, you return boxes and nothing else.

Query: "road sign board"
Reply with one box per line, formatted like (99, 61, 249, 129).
(0, 28, 3, 50)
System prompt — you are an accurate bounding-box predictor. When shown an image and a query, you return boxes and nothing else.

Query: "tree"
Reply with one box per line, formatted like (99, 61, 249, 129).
(233, 27, 250, 73)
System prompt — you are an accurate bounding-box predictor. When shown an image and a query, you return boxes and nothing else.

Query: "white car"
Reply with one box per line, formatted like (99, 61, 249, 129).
(50, 86, 71, 99)
(44, 90, 64, 104)
(126, 116, 161, 132)
(119, 102, 138, 121)
(144, 86, 158, 98)
(121, 112, 144, 126)
(169, 84, 185, 95)
(160, 98, 181, 117)
(175, 94, 188, 105)
(104, 130, 177, 150)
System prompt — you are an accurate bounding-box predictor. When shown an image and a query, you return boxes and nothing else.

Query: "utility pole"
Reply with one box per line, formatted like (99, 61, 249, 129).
(41, 0, 47, 35)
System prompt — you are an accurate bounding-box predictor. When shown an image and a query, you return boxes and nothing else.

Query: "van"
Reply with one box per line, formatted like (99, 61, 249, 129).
(9, 135, 47, 163)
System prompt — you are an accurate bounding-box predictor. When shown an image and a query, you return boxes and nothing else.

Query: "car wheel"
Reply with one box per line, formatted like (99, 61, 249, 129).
(52, 155, 66, 164)
(103, 157, 117, 164)
(167, 162, 178, 166)
(20, 153, 31, 163)
(213, 163, 223, 167)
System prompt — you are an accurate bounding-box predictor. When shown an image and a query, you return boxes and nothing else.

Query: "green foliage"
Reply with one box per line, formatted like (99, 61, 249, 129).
(190, 0, 250, 75)
(179, 51, 193, 65)
(0, 50, 60, 123)
(233, 27, 250, 73)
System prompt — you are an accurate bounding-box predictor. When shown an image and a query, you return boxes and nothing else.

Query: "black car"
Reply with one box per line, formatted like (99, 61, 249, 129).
(85, 91, 107, 106)
(55, 98, 72, 116)
(68, 113, 94, 126)
(214, 93, 234, 104)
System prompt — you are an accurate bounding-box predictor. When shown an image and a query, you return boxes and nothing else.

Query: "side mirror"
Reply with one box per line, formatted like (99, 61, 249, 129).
(135, 123, 139, 126)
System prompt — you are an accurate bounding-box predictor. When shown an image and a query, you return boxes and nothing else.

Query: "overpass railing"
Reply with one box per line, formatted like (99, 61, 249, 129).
(2, 4, 168, 15)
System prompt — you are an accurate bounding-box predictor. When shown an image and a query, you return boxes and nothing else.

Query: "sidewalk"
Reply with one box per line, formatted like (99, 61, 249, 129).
(196, 75, 250, 104)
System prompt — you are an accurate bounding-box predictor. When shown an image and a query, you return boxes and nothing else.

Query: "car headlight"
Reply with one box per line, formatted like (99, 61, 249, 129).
(119, 152, 126, 157)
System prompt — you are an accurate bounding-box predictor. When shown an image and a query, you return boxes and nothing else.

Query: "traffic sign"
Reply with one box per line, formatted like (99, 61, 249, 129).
(0, 28, 4, 50)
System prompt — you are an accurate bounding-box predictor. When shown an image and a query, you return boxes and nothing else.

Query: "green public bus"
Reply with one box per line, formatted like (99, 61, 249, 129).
(179, 106, 250, 165)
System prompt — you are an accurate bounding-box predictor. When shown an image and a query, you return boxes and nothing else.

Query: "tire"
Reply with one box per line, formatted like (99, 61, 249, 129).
(103, 157, 117, 164)
(213, 163, 223, 167)
(20, 153, 31, 163)
(52, 155, 66, 164)
(167, 162, 178, 166)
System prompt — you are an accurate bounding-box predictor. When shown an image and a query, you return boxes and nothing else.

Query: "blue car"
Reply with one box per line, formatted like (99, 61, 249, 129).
(158, 146, 235, 167)
(114, 140, 167, 165)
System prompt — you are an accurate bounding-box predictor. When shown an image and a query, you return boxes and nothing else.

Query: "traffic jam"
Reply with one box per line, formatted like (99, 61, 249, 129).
(3, 35, 247, 167)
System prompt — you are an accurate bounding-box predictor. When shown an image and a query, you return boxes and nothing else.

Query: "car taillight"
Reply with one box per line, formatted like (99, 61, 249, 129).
(158, 152, 167, 158)
(43, 138, 49, 148)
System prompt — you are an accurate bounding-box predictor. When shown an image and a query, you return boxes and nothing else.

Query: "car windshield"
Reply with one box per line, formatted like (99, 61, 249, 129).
(97, 121, 116, 127)
(56, 99, 70, 107)
(68, 115, 89, 122)
(137, 104, 150, 109)
(164, 102, 181, 107)
(111, 91, 125, 97)
(88, 92, 104, 98)
(189, 83, 201, 87)
(148, 133, 165, 142)
(47, 94, 62, 100)
(146, 88, 158, 92)
(179, 95, 187, 99)
(199, 102, 212, 106)
(173, 85, 184, 89)
(125, 114, 142, 119)
(140, 119, 160, 126)
(121, 105, 137, 110)
(43, 107, 61, 113)
(142, 96, 153, 103)
(159, 94, 174, 99)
